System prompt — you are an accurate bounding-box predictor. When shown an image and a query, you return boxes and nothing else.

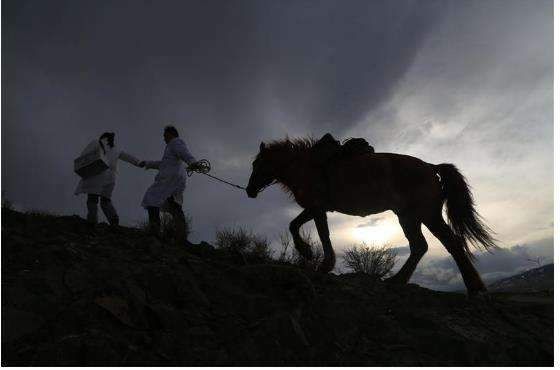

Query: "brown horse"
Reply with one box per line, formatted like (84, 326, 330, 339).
(246, 137, 498, 295)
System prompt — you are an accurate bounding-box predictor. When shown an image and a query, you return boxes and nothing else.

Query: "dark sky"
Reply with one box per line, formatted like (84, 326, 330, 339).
(2, 0, 553, 289)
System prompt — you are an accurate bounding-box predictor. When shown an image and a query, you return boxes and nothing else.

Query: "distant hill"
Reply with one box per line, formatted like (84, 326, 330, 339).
(488, 264, 553, 293)
(1, 209, 553, 366)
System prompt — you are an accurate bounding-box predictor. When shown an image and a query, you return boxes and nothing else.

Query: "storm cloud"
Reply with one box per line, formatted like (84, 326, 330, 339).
(2, 0, 446, 232)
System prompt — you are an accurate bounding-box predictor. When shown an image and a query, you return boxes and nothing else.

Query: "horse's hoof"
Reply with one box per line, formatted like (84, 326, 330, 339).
(318, 266, 329, 273)
(318, 261, 336, 273)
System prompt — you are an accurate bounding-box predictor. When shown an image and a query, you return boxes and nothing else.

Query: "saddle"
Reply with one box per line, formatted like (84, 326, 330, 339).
(310, 133, 375, 165)
(310, 133, 375, 209)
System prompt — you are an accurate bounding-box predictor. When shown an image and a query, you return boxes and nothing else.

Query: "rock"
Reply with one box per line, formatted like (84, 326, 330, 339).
(94, 295, 135, 328)
(125, 279, 147, 304)
(185, 325, 215, 342)
(137, 236, 163, 255)
(2, 307, 45, 343)
(258, 310, 309, 348)
(239, 264, 316, 305)
(64, 265, 92, 294)
(148, 303, 189, 332)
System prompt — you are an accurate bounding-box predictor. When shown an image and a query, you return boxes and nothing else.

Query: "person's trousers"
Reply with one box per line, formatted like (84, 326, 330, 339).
(147, 197, 186, 245)
(87, 194, 119, 226)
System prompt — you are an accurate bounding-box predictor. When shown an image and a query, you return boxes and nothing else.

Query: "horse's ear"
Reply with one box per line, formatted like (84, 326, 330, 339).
(260, 142, 265, 152)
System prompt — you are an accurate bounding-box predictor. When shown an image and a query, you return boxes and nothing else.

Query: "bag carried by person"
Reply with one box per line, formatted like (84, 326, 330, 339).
(74, 140, 110, 178)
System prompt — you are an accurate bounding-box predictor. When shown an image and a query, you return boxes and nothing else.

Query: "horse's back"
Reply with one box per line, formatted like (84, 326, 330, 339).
(336, 152, 435, 176)
(371, 152, 432, 166)
(368, 152, 438, 185)
(328, 151, 441, 215)
(375, 153, 443, 212)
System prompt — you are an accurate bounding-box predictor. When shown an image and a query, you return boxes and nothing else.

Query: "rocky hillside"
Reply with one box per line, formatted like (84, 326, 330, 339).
(488, 264, 553, 293)
(1, 209, 553, 366)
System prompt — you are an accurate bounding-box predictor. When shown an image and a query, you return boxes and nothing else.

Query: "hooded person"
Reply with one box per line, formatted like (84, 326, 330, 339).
(75, 132, 143, 226)
(139, 125, 202, 245)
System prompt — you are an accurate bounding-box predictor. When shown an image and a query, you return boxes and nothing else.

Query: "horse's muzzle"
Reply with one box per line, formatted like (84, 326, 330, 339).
(246, 188, 258, 198)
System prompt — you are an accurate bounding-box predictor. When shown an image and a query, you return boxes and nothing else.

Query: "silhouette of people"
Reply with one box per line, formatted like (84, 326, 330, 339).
(75, 132, 143, 227)
(140, 125, 203, 245)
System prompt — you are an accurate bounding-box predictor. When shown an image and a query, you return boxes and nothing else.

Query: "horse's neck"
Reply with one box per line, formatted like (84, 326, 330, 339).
(275, 151, 313, 189)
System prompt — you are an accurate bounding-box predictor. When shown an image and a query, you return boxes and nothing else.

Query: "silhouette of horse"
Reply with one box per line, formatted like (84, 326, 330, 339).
(246, 136, 498, 295)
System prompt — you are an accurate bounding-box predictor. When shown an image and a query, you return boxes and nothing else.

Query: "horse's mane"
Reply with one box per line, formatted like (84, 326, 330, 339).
(257, 137, 317, 198)
(264, 136, 317, 155)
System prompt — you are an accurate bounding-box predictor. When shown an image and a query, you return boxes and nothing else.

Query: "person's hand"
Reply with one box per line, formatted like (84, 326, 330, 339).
(189, 161, 205, 172)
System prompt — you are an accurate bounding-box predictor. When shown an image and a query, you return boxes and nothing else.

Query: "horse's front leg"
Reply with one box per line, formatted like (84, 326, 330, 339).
(289, 209, 315, 260)
(314, 210, 335, 273)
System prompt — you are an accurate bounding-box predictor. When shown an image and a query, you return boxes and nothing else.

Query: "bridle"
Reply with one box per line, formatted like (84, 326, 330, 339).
(251, 155, 300, 194)
(253, 179, 279, 194)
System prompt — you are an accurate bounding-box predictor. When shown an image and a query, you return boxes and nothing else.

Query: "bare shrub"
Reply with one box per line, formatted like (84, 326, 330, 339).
(276, 229, 323, 270)
(215, 226, 272, 261)
(343, 243, 397, 278)
(137, 212, 192, 241)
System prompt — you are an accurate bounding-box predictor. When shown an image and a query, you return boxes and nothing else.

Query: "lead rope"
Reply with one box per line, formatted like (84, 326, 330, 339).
(186, 159, 247, 190)
(187, 159, 279, 193)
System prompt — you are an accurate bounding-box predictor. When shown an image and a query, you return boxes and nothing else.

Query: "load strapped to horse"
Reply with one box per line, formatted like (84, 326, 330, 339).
(309, 133, 375, 165)
(306, 133, 376, 205)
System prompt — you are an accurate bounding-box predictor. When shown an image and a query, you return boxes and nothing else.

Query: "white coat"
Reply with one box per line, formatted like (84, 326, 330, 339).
(74, 140, 141, 198)
(141, 137, 196, 209)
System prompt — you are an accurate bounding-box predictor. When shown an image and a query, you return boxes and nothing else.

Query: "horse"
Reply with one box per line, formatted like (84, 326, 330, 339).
(245, 136, 498, 296)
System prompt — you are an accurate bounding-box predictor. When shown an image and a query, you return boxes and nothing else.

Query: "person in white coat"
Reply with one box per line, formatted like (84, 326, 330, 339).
(139, 125, 202, 245)
(75, 132, 143, 226)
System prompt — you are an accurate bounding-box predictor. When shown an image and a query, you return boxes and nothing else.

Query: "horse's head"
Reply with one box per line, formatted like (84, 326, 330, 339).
(246, 142, 277, 198)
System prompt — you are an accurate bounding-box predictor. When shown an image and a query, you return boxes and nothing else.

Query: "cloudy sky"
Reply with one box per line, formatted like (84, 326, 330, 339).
(3, 0, 553, 290)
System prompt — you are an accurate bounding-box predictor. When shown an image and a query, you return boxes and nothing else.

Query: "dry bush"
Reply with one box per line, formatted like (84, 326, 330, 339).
(137, 212, 192, 241)
(215, 226, 272, 261)
(343, 243, 397, 278)
(276, 230, 323, 270)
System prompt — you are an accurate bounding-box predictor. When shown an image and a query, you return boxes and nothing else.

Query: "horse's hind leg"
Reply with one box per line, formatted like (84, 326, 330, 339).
(424, 215, 486, 295)
(289, 209, 315, 260)
(313, 210, 335, 273)
(385, 215, 427, 285)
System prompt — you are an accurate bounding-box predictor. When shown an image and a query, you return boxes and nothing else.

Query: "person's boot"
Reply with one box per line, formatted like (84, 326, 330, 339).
(86, 196, 99, 234)
(86, 222, 97, 234)
(147, 207, 161, 238)
(108, 217, 120, 232)
(168, 203, 187, 247)
(174, 214, 187, 247)
(100, 198, 120, 231)
(149, 222, 161, 238)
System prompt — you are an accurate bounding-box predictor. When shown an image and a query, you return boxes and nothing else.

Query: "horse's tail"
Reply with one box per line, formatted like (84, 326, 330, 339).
(434, 163, 498, 261)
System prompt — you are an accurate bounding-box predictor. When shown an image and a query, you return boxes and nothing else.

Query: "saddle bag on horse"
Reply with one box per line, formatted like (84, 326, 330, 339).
(309, 133, 341, 165)
(340, 137, 375, 157)
(310, 133, 375, 166)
